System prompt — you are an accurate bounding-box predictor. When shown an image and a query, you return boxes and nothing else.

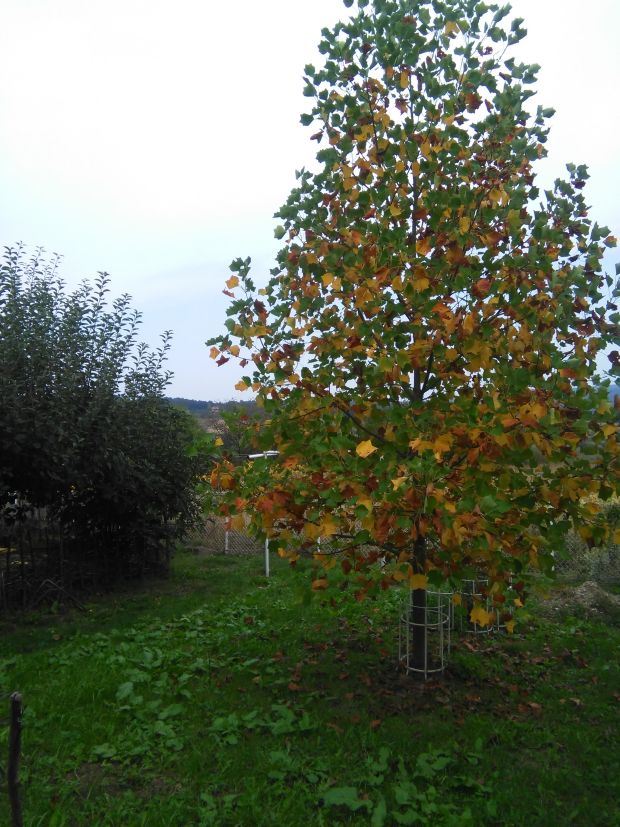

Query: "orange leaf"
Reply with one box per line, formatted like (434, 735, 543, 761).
(225, 275, 239, 289)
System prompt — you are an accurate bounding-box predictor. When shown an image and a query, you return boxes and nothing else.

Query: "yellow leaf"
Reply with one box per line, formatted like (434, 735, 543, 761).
(225, 275, 239, 289)
(452, 593, 462, 606)
(356, 439, 378, 458)
(470, 604, 494, 627)
(399, 70, 409, 89)
(513, 597, 524, 608)
(432, 434, 453, 456)
(318, 514, 339, 538)
(462, 314, 475, 335)
(414, 277, 430, 291)
(311, 578, 328, 591)
(459, 216, 471, 234)
(209, 346, 219, 359)
(601, 424, 617, 438)
(235, 380, 249, 392)
(420, 140, 432, 160)
(304, 522, 322, 541)
(444, 20, 459, 36)
(390, 202, 402, 217)
(409, 574, 428, 590)
(322, 273, 334, 287)
(229, 344, 240, 357)
(214, 437, 224, 447)
(505, 620, 516, 634)
(391, 476, 407, 491)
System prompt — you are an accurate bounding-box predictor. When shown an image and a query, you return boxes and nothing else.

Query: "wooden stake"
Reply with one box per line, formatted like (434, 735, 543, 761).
(8, 692, 23, 827)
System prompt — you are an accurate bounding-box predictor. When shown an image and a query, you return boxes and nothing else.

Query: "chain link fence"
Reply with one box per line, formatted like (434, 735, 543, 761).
(183, 517, 264, 556)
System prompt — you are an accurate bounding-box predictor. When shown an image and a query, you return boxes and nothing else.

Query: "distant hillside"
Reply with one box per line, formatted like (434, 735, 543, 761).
(168, 398, 258, 417)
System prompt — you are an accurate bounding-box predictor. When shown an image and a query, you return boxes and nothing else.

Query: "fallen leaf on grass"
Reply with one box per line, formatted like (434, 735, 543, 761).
(327, 722, 344, 734)
(370, 719, 382, 730)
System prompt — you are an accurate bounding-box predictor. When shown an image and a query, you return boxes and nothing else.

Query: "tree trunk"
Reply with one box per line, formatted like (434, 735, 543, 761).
(410, 536, 427, 677)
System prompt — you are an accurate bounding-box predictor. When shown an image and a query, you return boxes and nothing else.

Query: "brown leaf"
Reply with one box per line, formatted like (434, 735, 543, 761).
(327, 722, 344, 734)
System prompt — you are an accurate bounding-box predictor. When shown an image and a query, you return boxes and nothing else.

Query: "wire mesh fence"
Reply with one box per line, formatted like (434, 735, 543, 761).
(552, 532, 620, 587)
(183, 517, 264, 556)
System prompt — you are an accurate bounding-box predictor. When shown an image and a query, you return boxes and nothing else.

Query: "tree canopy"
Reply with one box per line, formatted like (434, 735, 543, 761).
(209, 0, 619, 626)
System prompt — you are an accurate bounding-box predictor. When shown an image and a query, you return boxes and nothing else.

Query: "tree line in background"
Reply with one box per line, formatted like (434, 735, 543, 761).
(0, 245, 210, 609)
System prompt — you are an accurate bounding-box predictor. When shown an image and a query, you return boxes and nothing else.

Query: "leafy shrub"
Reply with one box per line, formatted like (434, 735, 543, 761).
(0, 245, 210, 601)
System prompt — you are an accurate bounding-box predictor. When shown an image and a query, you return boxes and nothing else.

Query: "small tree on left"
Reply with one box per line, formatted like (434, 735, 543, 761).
(0, 245, 208, 600)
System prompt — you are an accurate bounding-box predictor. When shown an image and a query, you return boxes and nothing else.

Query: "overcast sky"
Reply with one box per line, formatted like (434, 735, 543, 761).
(1, 0, 618, 400)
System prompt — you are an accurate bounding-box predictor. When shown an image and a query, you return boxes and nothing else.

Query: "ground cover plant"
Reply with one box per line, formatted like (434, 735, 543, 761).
(1, 550, 619, 826)
(208, 0, 619, 659)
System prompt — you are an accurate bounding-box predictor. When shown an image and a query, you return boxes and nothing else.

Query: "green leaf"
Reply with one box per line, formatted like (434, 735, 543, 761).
(371, 796, 388, 827)
(116, 681, 134, 701)
(322, 786, 372, 812)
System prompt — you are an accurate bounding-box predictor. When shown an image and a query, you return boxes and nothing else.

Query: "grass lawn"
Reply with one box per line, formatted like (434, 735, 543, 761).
(1, 551, 619, 826)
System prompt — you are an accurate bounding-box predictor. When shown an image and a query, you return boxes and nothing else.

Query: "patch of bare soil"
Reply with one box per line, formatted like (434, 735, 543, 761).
(539, 580, 620, 624)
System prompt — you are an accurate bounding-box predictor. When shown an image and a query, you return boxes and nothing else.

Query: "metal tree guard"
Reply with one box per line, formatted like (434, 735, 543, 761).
(398, 586, 452, 679)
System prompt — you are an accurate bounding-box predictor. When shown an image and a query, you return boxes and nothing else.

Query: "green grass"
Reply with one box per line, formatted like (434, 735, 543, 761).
(1, 552, 619, 826)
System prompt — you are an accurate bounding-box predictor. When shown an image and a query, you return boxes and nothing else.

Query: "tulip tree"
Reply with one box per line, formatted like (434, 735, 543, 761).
(209, 0, 619, 658)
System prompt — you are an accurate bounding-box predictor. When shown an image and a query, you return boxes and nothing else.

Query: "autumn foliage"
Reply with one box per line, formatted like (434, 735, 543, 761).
(209, 0, 619, 628)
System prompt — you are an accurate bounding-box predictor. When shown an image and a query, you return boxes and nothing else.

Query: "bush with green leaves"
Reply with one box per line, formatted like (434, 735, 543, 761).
(0, 245, 210, 595)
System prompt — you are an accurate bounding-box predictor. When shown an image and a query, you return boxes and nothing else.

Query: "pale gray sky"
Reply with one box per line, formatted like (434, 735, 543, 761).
(1, 0, 618, 399)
